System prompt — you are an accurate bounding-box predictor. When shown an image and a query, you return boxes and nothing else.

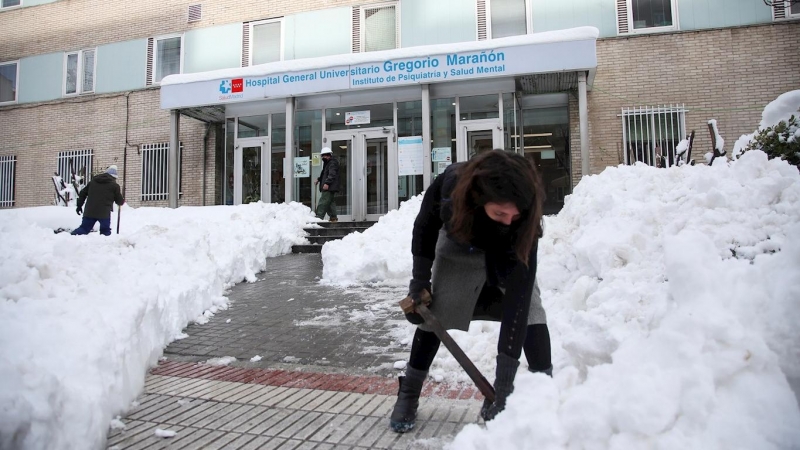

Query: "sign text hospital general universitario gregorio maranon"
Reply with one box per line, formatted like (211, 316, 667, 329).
(161, 37, 597, 109)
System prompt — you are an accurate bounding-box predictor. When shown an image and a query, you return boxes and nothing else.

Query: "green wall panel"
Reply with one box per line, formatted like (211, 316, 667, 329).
(531, 0, 617, 38)
(18, 52, 62, 103)
(184, 23, 243, 73)
(284, 7, 351, 60)
(678, 0, 771, 30)
(401, 0, 476, 47)
(95, 39, 147, 94)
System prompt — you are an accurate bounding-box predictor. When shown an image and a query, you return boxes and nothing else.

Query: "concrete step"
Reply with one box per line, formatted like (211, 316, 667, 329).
(291, 221, 377, 254)
(307, 235, 348, 245)
(292, 244, 323, 254)
(305, 226, 370, 237)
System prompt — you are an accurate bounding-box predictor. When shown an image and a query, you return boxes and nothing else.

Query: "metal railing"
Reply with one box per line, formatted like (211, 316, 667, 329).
(621, 105, 687, 168)
(57, 149, 93, 184)
(141, 142, 182, 201)
(0, 155, 15, 208)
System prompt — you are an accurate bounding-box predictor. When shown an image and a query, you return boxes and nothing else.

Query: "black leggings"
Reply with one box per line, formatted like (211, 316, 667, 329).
(408, 324, 552, 372)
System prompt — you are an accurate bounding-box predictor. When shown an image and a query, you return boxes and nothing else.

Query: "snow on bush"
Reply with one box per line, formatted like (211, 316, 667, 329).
(733, 90, 800, 164)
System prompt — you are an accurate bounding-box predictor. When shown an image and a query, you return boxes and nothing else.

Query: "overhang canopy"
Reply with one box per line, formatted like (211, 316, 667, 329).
(160, 27, 598, 110)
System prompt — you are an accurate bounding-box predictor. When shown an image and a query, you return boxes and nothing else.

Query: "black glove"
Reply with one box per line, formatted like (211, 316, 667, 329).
(480, 353, 520, 421)
(76, 206, 83, 215)
(404, 279, 431, 325)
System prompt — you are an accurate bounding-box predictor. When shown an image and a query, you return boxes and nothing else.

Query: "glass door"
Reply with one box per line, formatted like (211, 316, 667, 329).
(233, 137, 268, 205)
(323, 128, 397, 222)
(362, 131, 394, 221)
(458, 119, 503, 161)
(324, 131, 354, 221)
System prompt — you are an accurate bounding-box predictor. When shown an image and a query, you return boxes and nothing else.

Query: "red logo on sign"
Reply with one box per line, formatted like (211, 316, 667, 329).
(231, 78, 244, 93)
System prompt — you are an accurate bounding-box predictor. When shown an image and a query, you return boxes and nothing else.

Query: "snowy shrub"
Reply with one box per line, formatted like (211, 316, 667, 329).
(744, 110, 800, 169)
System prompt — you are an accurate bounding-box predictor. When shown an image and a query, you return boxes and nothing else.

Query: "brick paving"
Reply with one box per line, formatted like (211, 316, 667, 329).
(107, 253, 484, 449)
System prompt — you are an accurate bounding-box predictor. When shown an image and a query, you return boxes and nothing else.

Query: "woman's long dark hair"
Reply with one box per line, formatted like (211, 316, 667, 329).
(449, 150, 544, 264)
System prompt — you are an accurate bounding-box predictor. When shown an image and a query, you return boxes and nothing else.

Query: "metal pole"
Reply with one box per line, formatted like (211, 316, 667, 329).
(284, 97, 295, 203)
(169, 110, 180, 208)
(421, 84, 432, 188)
(578, 71, 590, 178)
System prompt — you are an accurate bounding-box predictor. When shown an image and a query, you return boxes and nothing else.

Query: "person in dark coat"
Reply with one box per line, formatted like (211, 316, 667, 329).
(389, 150, 552, 433)
(71, 165, 125, 236)
(314, 147, 340, 222)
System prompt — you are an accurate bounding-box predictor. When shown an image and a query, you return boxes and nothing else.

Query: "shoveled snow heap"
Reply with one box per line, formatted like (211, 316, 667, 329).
(0, 202, 314, 450)
(322, 150, 800, 448)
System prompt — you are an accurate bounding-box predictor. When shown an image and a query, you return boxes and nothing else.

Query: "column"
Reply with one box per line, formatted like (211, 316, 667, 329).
(578, 71, 589, 178)
(168, 110, 180, 208)
(284, 97, 295, 202)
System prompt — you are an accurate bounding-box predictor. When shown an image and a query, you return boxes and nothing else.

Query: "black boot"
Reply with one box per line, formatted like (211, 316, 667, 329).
(389, 366, 428, 433)
(480, 353, 520, 421)
(529, 365, 553, 377)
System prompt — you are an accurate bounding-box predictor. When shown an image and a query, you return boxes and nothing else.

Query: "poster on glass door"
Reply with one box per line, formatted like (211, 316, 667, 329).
(398, 137, 424, 176)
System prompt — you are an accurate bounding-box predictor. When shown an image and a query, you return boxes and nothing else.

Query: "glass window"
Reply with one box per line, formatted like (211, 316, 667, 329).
(65, 53, 78, 95)
(237, 115, 269, 138)
(82, 50, 95, 93)
(252, 20, 282, 65)
(522, 107, 570, 214)
(459, 94, 500, 121)
(325, 103, 394, 131)
(491, 0, 528, 38)
(0, 62, 17, 103)
(295, 110, 322, 208)
(65, 49, 95, 95)
(431, 98, 457, 172)
(1, 0, 21, 7)
(363, 4, 398, 52)
(792, 2, 800, 15)
(631, 0, 674, 30)
(271, 113, 286, 203)
(155, 36, 182, 83)
(397, 101, 424, 202)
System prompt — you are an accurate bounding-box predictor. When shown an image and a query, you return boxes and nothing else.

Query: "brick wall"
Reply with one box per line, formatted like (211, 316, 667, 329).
(585, 22, 800, 177)
(0, 0, 362, 61)
(0, 89, 216, 208)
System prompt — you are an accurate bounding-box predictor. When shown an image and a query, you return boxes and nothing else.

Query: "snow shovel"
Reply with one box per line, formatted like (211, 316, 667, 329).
(400, 290, 496, 403)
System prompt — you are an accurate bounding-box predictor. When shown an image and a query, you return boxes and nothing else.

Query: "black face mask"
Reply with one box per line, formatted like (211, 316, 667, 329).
(470, 207, 518, 251)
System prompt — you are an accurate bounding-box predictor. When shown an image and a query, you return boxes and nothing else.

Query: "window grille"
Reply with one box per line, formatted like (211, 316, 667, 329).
(476, 0, 489, 40)
(141, 143, 183, 201)
(146, 38, 154, 86)
(616, 0, 630, 33)
(188, 4, 202, 22)
(0, 155, 15, 208)
(621, 105, 687, 167)
(241, 23, 251, 67)
(57, 149, 93, 185)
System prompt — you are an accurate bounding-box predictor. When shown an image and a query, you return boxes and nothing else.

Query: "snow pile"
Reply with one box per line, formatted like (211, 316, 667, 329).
(0, 202, 313, 450)
(733, 90, 800, 157)
(319, 148, 800, 448)
(321, 194, 422, 285)
(449, 152, 800, 449)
